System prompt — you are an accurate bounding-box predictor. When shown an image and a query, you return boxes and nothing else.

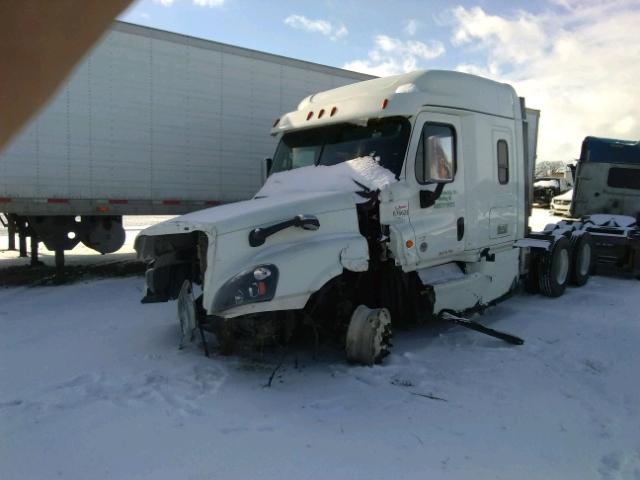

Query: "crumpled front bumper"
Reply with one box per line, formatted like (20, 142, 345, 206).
(135, 229, 213, 304)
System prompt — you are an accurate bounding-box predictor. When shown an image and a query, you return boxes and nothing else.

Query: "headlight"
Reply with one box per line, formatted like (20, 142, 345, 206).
(213, 264, 279, 311)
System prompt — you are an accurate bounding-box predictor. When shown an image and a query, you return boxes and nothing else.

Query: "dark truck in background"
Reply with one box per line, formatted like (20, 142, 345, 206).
(571, 136, 640, 218)
(547, 136, 640, 278)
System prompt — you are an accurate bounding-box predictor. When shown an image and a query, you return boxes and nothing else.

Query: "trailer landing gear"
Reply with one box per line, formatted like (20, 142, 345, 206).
(1, 214, 126, 271)
(30, 235, 44, 267)
(1, 214, 17, 251)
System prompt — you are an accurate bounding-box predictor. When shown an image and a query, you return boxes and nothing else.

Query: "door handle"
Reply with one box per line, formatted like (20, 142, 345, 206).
(457, 217, 465, 241)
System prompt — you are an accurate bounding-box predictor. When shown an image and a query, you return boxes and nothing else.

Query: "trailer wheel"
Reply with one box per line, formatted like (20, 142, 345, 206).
(345, 305, 392, 365)
(570, 233, 593, 286)
(538, 237, 571, 298)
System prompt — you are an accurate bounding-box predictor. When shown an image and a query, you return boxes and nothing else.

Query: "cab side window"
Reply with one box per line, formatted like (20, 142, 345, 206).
(415, 123, 456, 184)
(497, 139, 509, 184)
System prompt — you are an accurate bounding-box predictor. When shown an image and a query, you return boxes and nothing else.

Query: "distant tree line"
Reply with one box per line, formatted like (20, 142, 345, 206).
(535, 160, 574, 177)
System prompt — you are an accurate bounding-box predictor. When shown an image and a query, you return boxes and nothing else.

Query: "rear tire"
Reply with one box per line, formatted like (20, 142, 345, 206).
(538, 237, 571, 297)
(570, 233, 593, 286)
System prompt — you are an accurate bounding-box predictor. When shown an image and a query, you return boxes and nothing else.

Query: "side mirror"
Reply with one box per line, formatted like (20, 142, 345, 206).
(264, 158, 273, 176)
(415, 124, 455, 208)
(416, 130, 455, 184)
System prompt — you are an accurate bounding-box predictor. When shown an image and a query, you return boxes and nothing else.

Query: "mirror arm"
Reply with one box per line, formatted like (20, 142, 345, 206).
(420, 183, 446, 208)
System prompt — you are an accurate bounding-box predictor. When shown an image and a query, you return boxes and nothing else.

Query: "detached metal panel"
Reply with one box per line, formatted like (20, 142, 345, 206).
(0, 21, 372, 215)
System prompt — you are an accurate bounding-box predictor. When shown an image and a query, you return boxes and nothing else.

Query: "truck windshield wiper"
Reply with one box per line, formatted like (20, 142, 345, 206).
(249, 214, 320, 247)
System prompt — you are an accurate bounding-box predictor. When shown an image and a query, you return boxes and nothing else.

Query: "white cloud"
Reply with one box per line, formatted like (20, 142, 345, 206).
(344, 35, 445, 77)
(284, 14, 348, 41)
(153, 0, 175, 6)
(193, 0, 225, 6)
(450, 3, 640, 163)
(405, 19, 419, 36)
(452, 6, 549, 66)
(332, 25, 349, 40)
(284, 14, 331, 35)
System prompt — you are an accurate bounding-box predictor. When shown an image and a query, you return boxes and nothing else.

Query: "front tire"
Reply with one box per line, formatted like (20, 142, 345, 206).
(345, 305, 392, 365)
(539, 237, 571, 297)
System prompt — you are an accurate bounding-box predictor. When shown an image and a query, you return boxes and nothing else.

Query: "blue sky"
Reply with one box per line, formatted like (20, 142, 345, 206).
(120, 0, 552, 74)
(120, 0, 640, 162)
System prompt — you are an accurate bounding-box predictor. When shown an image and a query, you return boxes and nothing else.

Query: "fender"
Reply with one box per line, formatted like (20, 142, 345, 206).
(204, 232, 369, 318)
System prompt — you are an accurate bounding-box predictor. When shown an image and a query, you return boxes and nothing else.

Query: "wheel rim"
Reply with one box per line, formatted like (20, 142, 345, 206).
(577, 242, 591, 276)
(555, 248, 570, 284)
(345, 306, 392, 365)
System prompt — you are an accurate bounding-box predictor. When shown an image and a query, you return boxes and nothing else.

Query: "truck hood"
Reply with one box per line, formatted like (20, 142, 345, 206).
(138, 155, 397, 240)
(138, 189, 360, 240)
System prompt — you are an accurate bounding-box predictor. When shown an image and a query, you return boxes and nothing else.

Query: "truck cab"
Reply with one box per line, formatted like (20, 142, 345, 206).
(571, 136, 640, 218)
(136, 70, 564, 363)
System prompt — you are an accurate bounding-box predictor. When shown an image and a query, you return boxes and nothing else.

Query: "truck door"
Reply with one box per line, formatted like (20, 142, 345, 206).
(406, 111, 466, 266)
(487, 128, 517, 243)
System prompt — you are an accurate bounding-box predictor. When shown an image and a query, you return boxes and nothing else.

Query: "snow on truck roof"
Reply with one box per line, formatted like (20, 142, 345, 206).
(272, 70, 521, 134)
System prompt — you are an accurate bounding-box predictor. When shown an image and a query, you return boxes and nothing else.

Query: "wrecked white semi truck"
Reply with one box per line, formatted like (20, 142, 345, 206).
(135, 70, 594, 364)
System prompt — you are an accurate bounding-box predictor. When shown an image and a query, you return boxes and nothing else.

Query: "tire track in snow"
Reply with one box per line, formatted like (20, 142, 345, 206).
(0, 364, 228, 419)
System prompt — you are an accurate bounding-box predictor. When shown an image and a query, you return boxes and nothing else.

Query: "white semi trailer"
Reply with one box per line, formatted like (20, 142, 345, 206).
(135, 70, 598, 364)
(0, 21, 372, 267)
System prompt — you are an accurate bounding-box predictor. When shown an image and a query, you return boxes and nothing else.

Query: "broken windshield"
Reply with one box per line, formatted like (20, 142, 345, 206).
(270, 116, 411, 177)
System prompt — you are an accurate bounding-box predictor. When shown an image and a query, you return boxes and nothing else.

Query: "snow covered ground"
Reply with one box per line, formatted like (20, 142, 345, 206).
(1, 209, 639, 479)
